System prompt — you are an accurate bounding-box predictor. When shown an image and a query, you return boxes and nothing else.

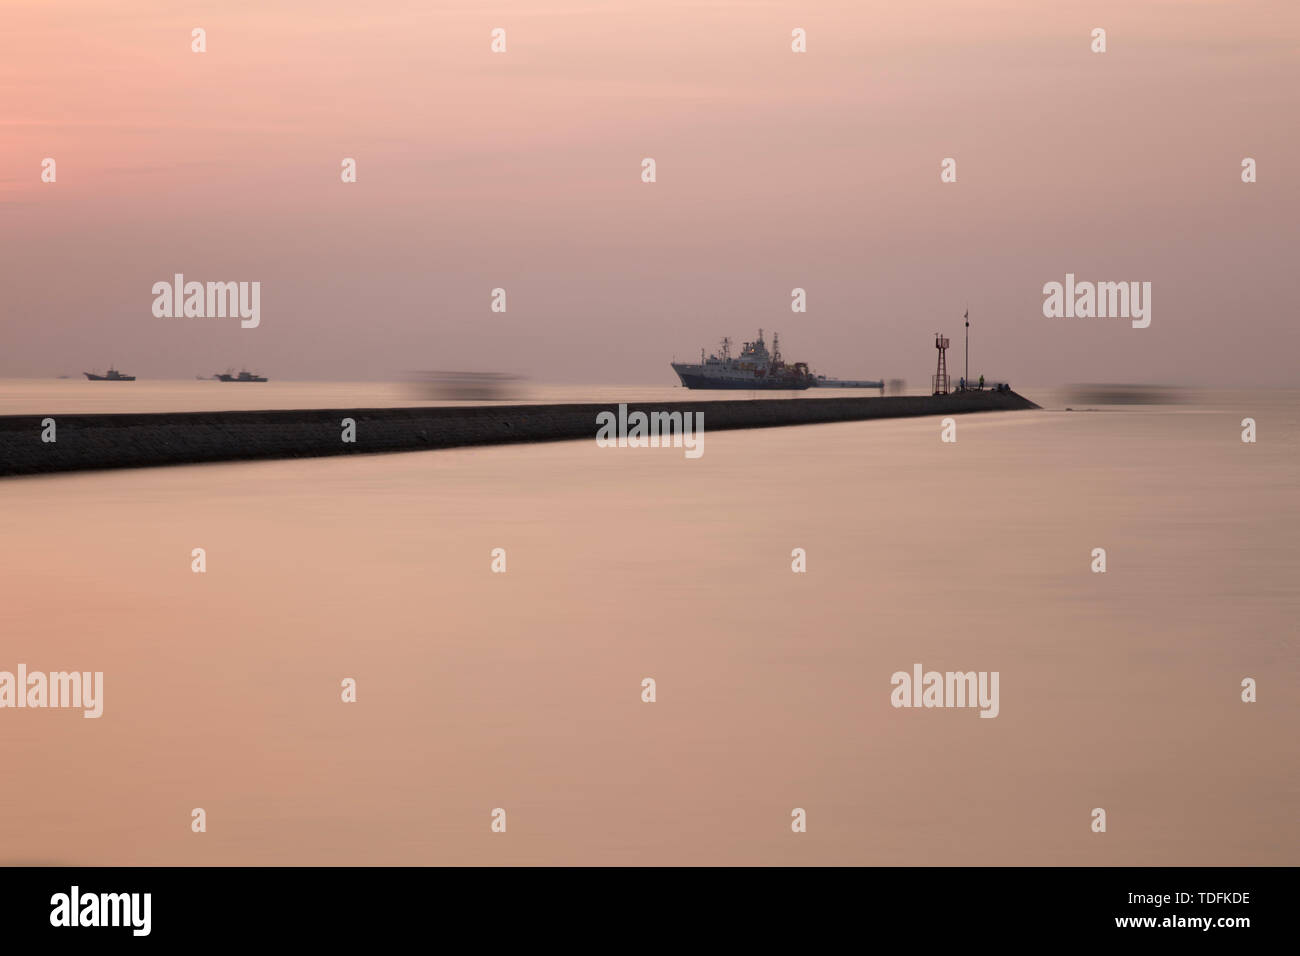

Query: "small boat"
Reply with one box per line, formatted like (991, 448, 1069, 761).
(84, 367, 135, 381)
(215, 369, 268, 382)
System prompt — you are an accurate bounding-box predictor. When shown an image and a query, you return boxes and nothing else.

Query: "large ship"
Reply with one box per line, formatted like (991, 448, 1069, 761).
(671, 331, 816, 390)
(84, 367, 135, 381)
(215, 369, 267, 382)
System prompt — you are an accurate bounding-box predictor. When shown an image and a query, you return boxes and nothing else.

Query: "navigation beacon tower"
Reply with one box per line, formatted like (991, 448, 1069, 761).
(933, 333, 951, 395)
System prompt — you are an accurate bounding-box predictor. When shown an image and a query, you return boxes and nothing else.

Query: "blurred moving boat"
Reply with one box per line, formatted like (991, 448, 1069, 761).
(84, 367, 135, 381)
(409, 370, 523, 401)
(812, 374, 883, 389)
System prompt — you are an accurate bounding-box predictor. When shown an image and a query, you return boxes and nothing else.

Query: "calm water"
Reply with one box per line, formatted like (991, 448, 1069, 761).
(0, 384, 1295, 864)
(0, 378, 893, 415)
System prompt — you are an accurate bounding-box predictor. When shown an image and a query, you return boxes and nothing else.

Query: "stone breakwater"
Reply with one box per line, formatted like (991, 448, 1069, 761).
(0, 390, 1039, 477)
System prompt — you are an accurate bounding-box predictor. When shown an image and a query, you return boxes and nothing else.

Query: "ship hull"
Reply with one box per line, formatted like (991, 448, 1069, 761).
(83, 373, 135, 381)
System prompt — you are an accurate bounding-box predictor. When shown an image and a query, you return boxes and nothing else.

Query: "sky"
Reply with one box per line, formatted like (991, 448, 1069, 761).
(1, 0, 1297, 385)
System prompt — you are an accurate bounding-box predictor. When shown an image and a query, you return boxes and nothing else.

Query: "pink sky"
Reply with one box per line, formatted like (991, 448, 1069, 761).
(2, 0, 1297, 384)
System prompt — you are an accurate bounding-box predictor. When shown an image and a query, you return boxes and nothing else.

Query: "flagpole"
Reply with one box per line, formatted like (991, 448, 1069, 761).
(964, 307, 969, 390)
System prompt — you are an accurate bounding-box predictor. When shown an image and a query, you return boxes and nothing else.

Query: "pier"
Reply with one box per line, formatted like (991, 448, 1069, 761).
(0, 390, 1039, 477)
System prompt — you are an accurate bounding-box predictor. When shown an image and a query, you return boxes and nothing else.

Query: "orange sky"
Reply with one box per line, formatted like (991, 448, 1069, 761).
(2, 0, 1297, 384)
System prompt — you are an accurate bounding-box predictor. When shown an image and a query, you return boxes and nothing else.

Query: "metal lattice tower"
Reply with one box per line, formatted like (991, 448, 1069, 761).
(933, 333, 950, 395)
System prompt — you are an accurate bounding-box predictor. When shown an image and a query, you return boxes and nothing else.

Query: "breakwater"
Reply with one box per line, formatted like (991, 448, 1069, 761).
(0, 390, 1039, 477)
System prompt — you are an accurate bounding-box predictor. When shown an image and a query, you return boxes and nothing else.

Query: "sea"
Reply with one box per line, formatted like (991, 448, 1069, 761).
(0, 380, 1295, 864)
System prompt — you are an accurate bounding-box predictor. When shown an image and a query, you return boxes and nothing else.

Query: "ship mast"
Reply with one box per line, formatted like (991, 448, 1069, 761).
(964, 306, 969, 390)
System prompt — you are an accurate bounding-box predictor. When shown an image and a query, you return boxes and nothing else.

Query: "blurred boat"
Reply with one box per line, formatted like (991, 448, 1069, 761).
(408, 371, 524, 401)
(1064, 384, 1188, 405)
(812, 374, 883, 389)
